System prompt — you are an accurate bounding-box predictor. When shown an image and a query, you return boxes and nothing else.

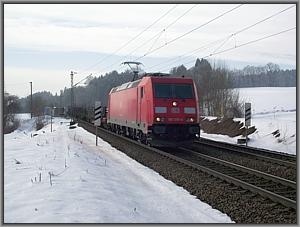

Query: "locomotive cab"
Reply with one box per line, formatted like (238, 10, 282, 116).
(148, 77, 200, 146)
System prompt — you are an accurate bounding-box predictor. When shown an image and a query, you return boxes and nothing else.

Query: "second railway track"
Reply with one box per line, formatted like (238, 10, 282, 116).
(195, 138, 296, 167)
(186, 140, 296, 182)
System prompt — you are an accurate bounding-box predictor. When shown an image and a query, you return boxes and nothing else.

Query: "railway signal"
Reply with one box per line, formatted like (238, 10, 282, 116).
(94, 101, 102, 146)
(245, 103, 251, 146)
(245, 103, 251, 126)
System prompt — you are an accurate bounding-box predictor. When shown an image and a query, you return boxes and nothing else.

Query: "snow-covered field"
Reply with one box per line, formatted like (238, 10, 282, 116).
(4, 115, 233, 223)
(238, 87, 296, 115)
(201, 87, 297, 155)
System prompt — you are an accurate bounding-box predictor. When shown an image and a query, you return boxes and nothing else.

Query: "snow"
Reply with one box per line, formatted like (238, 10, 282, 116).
(4, 117, 233, 223)
(201, 87, 296, 155)
(238, 87, 296, 115)
(15, 113, 32, 120)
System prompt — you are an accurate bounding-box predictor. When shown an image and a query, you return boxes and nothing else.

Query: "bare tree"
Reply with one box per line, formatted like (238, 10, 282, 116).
(32, 95, 46, 116)
(188, 59, 243, 117)
(4, 92, 20, 133)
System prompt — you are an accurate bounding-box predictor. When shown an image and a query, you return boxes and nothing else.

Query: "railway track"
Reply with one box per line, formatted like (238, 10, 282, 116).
(186, 140, 296, 182)
(195, 138, 296, 168)
(164, 146, 296, 210)
(77, 120, 296, 212)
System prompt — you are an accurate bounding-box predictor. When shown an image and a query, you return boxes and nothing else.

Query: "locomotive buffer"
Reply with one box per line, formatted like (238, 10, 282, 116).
(94, 101, 102, 146)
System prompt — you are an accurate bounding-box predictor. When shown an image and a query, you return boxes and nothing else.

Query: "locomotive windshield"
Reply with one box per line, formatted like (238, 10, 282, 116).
(154, 84, 194, 99)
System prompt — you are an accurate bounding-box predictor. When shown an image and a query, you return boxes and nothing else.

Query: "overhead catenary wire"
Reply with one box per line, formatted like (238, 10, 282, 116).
(133, 4, 244, 62)
(95, 4, 198, 75)
(148, 37, 227, 71)
(158, 27, 296, 72)
(131, 4, 198, 56)
(76, 4, 178, 77)
(204, 27, 296, 59)
(231, 4, 295, 37)
(151, 5, 295, 72)
(96, 4, 243, 76)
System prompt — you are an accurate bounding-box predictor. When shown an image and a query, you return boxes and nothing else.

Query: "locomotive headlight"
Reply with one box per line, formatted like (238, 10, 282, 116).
(172, 101, 177, 107)
(155, 117, 164, 122)
(186, 117, 195, 122)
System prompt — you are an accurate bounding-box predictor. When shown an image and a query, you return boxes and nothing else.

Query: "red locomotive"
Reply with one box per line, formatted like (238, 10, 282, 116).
(107, 73, 200, 147)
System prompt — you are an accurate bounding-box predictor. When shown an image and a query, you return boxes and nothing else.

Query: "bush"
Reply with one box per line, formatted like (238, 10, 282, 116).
(4, 119, 20, 134)
(36, 116, 45, 130)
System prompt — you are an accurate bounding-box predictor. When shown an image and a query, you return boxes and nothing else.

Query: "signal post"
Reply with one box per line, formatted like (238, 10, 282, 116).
(94, 101, 102, 146)
(245, 103, 251, 146)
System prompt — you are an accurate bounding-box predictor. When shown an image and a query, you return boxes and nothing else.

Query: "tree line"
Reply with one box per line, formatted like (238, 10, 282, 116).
(228, 63, 296, 88)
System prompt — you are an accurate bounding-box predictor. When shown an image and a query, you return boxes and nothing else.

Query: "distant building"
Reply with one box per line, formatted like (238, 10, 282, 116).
(44, 107, 51, 116)
(53, 107, 65, 117)
(44, 107, 65, 117)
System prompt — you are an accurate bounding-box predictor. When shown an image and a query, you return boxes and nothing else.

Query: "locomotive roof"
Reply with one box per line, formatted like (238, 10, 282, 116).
(110, 79, 142, 93)
(110, 75, 193, 94)
(143, 72, 170, 77)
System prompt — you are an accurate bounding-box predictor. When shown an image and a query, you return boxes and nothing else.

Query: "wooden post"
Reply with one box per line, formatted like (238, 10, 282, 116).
(50, 110, 53, 132)
(30, 82, 32, 118)
(246, 126, 248, 146)
(96, 126, 98, 146)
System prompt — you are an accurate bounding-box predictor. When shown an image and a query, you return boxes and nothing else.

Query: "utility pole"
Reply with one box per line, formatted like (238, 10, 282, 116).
(60, 90, 63, 108)
(51, 108, 53, 132)
(69, 71, 91, 123)
(30, 82, 32, 119)
(70, 71, 74, 122)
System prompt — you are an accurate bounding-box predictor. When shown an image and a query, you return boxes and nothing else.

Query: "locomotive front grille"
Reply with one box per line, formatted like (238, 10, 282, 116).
(152, 124, 199, 141)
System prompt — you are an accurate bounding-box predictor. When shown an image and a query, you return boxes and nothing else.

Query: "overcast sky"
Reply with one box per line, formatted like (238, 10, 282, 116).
(4, 3, 296, 97)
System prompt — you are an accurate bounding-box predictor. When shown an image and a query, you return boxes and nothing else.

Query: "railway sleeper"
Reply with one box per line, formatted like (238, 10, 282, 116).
(257, 185, 288, 192)
(242, 193, 258, 199)
(227, 186, 240, 190)
(223, 171, 241, 176)
(274, 191, 296, 197)
(270, 186, 294, 191)
(272, 188, 295, 193)
(225, 172, 249, 178)
(243, 180, 263, 185)
(255, 183, 279, 188)
(230, 174, 255, 181)
(285, 195, 297, 200)
(224, 171, 247, 178)
(263, 202, 281, 208)
(285, 190, 297, 195)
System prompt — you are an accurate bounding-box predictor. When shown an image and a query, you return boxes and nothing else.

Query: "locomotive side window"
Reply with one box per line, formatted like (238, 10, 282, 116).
(154, 84, 194, 99)
(141, 87, 144, 98)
